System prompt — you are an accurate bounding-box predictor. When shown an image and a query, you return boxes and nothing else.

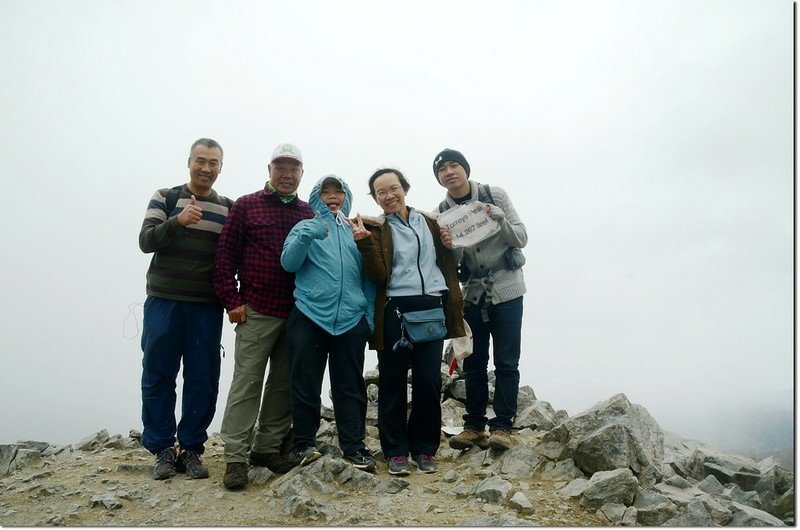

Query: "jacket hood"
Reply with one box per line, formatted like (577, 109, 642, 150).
(309, 174, 353, 217)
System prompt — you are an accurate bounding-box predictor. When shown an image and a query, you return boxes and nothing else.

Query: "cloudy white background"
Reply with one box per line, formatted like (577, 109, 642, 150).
(0, 0, 793, 456)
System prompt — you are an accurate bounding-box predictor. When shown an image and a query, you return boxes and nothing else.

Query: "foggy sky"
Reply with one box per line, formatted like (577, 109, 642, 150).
(0, 0, 792, 453)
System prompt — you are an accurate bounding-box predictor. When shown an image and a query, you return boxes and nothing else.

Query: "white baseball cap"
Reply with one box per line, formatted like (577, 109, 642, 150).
(270, 143, 303, 164)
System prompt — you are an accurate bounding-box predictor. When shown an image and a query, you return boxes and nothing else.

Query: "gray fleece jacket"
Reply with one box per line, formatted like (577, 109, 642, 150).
(439, 180, 527, 307)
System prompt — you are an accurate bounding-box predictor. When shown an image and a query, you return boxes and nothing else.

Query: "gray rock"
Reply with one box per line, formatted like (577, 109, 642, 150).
(273, 476, 310, 498)
(728, 501, 786, 526)
(514, 400, 561, 431)
(598, 502, 627, 524)
(75, 430, 110, 452)
(7, 449, 42, 475)
(534, 458, 585, 481)
(0, 445, 18, 475)
(697, 473, 725, 494)
(475, 476, 513, 504)
(366, 383, 378, 403)
(580, 468, 639, 510)
(723, 483, 763, 509)
(443, 470, 459, 483)
(450, 482, 474, 498)
(663, 499, 716, 526)
(248, 467, 274, 485)
(632, 486, 678, 525)
(560, 478, 590, 499)
(688, 447, 761, 489)
(498, 444, 539, 478)
(541, 393, 664, 487)
(620, 506, 638, 526)
(441, 398, 467, 431)
(377, 497, 392, 510)
(448, 380, 467, 400)
(283, 495, 335, 520)
(662, 431, 711, 479)
(363, 369, 379, 386)
(516, 385, 537, 411)
(701, 497, 733, 526)
(664, 475, 693, 488)
(89, 494, 121, 510)
(508, 491, 533, 514)
(377, 477, 408, 494)
(772, 489, 794, 520)
(757, 457, 793, 496)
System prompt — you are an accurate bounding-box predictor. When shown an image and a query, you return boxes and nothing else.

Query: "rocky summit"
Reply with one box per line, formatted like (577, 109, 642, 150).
(0, 360, 793, 526)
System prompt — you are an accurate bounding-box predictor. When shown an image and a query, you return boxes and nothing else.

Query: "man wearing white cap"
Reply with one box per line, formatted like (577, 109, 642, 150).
(214, 143, 313, 489)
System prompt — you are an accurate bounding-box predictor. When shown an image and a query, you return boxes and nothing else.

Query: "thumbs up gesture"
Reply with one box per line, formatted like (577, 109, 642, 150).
(177, 195, 203, 226)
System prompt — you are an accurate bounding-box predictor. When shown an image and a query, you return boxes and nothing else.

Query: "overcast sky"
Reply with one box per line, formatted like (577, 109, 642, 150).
(0, 0, 792, 454)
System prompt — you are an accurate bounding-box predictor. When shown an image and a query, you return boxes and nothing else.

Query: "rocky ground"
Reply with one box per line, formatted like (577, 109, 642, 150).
(0, 429, 609, 527)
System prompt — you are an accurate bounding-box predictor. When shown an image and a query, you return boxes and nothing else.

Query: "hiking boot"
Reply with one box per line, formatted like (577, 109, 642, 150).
(410, 454, 437, 473)
(152, 447, 177, 480)
(488, 429, 515, 450)
(345, 449, 377, 472)
(223, 462, 249, 489)
(292, 446, 322, 467)
(448, 428, 490, 450)
(249, 451, 299, 474)
(176, 450, 209, 479)
(387, 455, 411, 476)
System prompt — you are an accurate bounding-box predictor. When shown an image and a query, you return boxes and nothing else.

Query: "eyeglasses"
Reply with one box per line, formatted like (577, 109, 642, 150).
(375, 184, 403, 199)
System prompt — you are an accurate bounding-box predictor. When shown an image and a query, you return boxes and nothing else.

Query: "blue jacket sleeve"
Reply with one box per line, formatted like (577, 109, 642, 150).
(281, 217, 328, 272)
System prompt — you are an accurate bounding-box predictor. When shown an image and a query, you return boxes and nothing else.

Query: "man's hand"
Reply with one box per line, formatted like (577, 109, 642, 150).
(228, 304, 247, 323)
(177, 195, 203, 226)
(347, 214, 371, 241)
(486, 204, 505, 223)
(439, 226, 454, 249)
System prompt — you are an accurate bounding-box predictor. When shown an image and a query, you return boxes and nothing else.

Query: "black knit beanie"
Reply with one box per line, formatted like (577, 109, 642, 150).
(432, 148, 470, 180)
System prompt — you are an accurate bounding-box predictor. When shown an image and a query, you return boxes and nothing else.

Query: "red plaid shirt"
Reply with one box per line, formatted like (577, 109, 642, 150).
(214, 188, 313, 318)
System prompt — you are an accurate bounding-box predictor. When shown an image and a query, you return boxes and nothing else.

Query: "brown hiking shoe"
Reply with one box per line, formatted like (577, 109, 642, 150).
(249, 451, 300, 474)
(176, 450, 209, 479)
(488, 429, 515, 450)
(152, 447, 177, 480)
(223, 462, 249, 489)
(448, 428, 490, 450)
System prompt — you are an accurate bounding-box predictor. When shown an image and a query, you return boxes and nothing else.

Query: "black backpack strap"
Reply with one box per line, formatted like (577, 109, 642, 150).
(438, 199, 449, 213)
(164, 185, 183, 216)
(478, 183, 494, 205)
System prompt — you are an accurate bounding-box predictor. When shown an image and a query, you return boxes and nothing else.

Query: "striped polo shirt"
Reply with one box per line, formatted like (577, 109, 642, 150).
(139, 184, 234, 303)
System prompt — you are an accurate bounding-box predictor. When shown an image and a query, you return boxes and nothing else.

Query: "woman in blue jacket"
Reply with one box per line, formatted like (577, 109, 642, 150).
(281, 175, 377, 472)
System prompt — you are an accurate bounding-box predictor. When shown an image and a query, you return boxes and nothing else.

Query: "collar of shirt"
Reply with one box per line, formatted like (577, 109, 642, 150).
(265, 182, 298, 204)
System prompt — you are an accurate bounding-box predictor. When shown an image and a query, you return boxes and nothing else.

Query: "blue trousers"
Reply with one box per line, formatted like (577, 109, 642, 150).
(462, 296, 523, 431)
(141, 296, 223, 454)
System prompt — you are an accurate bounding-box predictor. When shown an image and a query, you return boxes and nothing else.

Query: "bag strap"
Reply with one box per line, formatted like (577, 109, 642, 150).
(165, 185, 183, 215)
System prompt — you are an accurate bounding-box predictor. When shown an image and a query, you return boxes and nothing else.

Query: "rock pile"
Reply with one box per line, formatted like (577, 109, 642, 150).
(0, 360, 793, 527)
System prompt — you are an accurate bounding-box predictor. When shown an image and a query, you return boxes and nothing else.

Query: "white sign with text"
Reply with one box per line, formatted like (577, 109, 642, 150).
(436, 201, 500, 248)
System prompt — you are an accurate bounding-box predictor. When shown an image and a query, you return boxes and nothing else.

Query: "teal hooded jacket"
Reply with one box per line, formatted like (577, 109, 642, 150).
(281, 175, 375, 336)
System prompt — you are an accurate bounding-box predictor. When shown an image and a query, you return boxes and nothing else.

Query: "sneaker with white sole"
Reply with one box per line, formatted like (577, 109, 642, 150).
(410, 454, 437, 473)
(387, 455, 411, 476)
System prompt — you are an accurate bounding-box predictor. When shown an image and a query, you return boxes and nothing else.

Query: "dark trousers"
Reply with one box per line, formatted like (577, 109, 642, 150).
(288, 307, 370, 456)
(463, 296, 524, 432)
(378, 296, 443, 458)
(140, 296, 223, 454)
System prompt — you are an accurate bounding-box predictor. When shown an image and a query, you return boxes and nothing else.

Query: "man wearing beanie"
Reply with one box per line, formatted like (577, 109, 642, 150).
(433, 148, 528, 451)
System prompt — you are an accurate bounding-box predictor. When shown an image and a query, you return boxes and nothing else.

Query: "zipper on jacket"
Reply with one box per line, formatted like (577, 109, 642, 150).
(395, 213, 426, 294)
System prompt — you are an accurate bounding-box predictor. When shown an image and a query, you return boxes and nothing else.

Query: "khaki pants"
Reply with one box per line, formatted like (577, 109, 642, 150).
(220, 307, 291, 463)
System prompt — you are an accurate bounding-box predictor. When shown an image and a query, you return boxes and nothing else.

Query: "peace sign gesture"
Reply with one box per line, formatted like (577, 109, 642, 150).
(346, 213, 371, 241)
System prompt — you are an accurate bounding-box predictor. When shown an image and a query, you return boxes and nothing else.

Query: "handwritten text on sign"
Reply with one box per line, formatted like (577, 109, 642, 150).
(436, 201, 501, 248)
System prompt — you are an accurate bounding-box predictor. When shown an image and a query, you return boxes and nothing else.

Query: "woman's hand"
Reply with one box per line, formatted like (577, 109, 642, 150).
(440, 227, 454, 249)
(347, 213, 371, 241)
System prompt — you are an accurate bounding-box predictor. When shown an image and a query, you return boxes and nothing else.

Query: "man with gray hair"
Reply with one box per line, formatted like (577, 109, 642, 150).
(214, 143, 314, 489)
(139, 138, 233, 480)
